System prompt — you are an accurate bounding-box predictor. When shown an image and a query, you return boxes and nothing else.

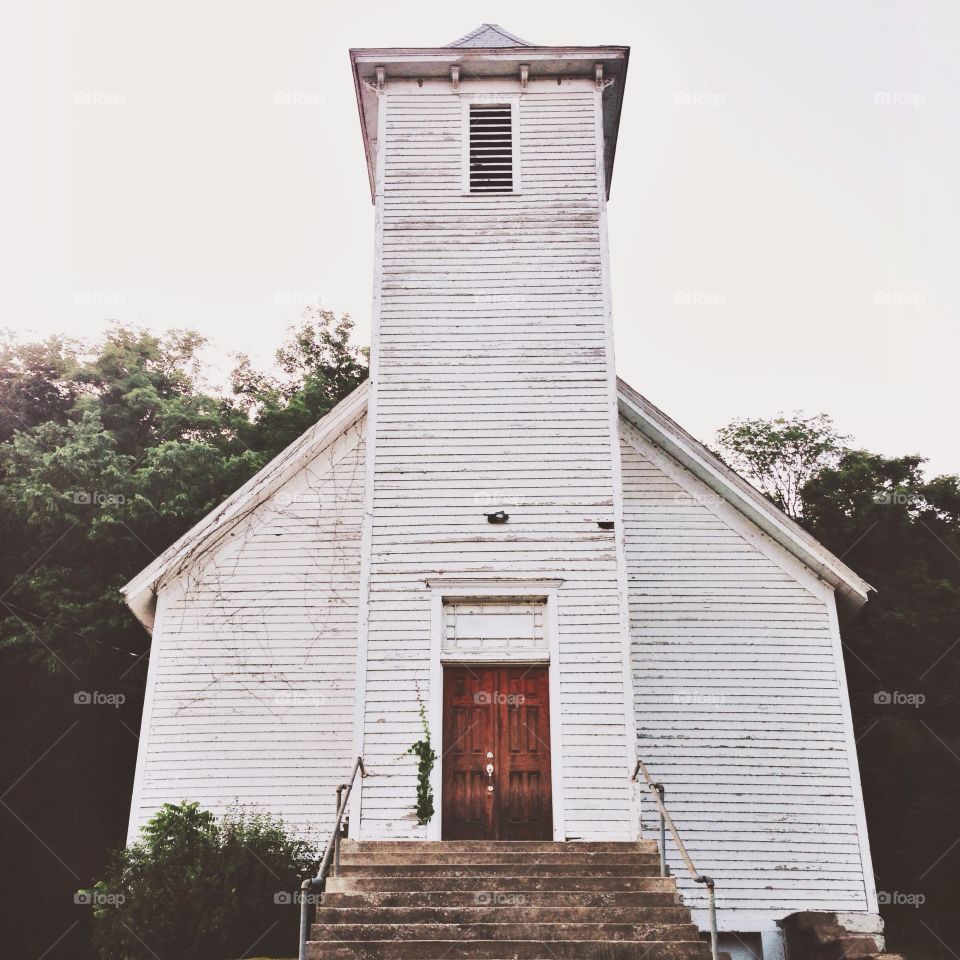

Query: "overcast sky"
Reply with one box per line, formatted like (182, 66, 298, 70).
(2, 1, 957, 474)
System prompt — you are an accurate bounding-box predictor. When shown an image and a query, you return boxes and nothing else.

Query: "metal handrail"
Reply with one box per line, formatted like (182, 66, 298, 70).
(632, 759, 718, 960)
(298, 756, 368, 960)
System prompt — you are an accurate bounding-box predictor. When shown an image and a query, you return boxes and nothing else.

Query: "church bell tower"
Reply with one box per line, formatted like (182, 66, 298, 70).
(349, 25, 635, 841)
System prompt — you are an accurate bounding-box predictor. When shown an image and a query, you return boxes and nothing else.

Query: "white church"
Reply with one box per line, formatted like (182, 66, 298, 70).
(124, 23, 882, 960)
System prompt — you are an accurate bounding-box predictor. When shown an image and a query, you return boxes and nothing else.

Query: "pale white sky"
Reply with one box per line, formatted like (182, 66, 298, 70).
(2, 1, 957, 474)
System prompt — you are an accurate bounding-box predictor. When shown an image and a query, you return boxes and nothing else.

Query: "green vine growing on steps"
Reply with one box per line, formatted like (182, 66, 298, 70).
(405, 696, 437, 826)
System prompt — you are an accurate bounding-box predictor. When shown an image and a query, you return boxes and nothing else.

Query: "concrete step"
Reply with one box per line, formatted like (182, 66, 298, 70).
(307, 840, 705, 960)
(325, 875, 672, 893)
(338, 851, 662, 865)
(314, 906, 691, 924)
(340, 840, 657, 854)
(336, 862, 661, 877)
(322, 887, 681, 908)
(309, 922, 700, 942)
(306, 939, 712, 959)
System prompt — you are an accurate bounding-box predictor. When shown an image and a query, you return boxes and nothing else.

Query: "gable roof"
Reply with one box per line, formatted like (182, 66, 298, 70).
(121, 380, 369, 630)
(447, 24, 533, 48)
(122, 376, 871, 632)
(616, 378, 872, 611)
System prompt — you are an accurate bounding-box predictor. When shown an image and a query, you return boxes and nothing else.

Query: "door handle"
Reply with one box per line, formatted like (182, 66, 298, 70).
(486, 763, 494, 776)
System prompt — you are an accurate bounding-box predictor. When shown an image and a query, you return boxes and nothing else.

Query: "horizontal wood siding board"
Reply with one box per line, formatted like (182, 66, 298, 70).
(358, 84, 634, 840)
(620, 418, 870, 922)
(128, 419, 367, 844)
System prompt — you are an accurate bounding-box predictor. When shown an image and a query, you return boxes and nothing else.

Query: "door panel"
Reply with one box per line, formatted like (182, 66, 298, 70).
(441, 665, 552, 840)
(441, 667, 496, 840)
(498, 666, 552, 840)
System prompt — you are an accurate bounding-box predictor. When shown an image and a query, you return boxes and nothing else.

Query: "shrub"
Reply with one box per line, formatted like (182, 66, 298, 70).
(89, 801, 313, 960)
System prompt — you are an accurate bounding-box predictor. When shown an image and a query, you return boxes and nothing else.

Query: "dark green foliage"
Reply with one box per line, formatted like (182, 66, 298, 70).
(716, 420, 960, 960)
(89, 802, 312, 960)
(406, 700, 437, 826)
(0, 313, 365, 671)
(800, 449, 960, 959)
(0, 312, 365, 960)
(0, 331, 80, 442)
(231, 306, 368, 461)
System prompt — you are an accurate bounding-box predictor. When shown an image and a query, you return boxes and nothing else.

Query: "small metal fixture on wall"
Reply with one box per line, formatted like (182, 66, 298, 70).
(486, 511, 509, 524)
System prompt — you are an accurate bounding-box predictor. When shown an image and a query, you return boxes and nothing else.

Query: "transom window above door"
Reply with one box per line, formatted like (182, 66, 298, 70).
(442, 599, 547, 661)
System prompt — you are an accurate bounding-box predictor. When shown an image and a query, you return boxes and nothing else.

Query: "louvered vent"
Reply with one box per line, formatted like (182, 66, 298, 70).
(469, 103, 513, 193)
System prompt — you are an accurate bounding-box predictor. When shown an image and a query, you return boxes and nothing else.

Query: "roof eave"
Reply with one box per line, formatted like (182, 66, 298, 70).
(121, 381, 370, 633)
(616, 378, 873, 613)
(349, 50, 378, 202)
(350, 45, 630, 203)
(350, 44, 630, 62)
(605, 46, 629, 196)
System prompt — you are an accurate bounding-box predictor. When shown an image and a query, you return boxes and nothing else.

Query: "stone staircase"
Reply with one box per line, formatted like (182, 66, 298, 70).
(306, 839, 713, 959)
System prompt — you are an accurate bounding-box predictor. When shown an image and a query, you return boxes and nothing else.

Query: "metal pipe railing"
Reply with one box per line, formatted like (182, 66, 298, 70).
(632, 759, 718, 960)
(298, 756, 368, 960)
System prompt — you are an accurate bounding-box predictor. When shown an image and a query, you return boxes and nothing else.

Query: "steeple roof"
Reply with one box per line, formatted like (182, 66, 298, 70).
(447, 23, 533, 48)
(349, 33, 630, 202)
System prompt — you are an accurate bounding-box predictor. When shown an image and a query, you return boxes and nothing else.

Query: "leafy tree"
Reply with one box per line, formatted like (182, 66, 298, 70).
(715, 413, 848, 517)
(0, 314, 365, 960)
(89, 802, 313, 960)
(717, 418, 960, 959)
(0, 331, 80, 442)
(0, 330, 253, 671)
(801, 450, 960, 960)
(232, 307, 368, 461)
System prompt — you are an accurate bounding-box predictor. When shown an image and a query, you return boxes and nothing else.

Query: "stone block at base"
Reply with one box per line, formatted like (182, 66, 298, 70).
(779, 912, 886, 960)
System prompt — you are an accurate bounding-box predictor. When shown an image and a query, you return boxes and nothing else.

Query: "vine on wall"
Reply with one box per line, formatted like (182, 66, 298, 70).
(406, 697, 437, 826)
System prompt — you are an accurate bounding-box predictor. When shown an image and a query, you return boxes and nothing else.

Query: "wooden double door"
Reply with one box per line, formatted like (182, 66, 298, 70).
(441, 665, 553, 840)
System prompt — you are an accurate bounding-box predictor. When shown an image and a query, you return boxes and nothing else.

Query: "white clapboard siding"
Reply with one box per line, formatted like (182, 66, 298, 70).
(358, 83, 634, 839)
(620, 418, 871, 925)
(127, 418, 367, 845)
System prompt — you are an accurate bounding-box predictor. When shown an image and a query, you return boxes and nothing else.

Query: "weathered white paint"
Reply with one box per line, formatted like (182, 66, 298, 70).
(126, 415, 367, 844)
(122, 382, 371, 628)
(122, 31, 880, 955)
(345, 78, 389, 845)
(620, 417, 874, 929)
(442, 599, 547, 659)
(617, 380, 870, 611)
(354, 71, 636, 841)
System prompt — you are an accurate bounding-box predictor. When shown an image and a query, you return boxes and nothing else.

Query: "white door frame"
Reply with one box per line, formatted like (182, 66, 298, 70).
(425, 578, 565, 841)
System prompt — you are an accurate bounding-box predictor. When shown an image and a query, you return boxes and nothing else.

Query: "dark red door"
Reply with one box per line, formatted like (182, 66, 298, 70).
(441, 665, 553, 840)
(498, 666, 553, 840)
(441, 666, 497, 840)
